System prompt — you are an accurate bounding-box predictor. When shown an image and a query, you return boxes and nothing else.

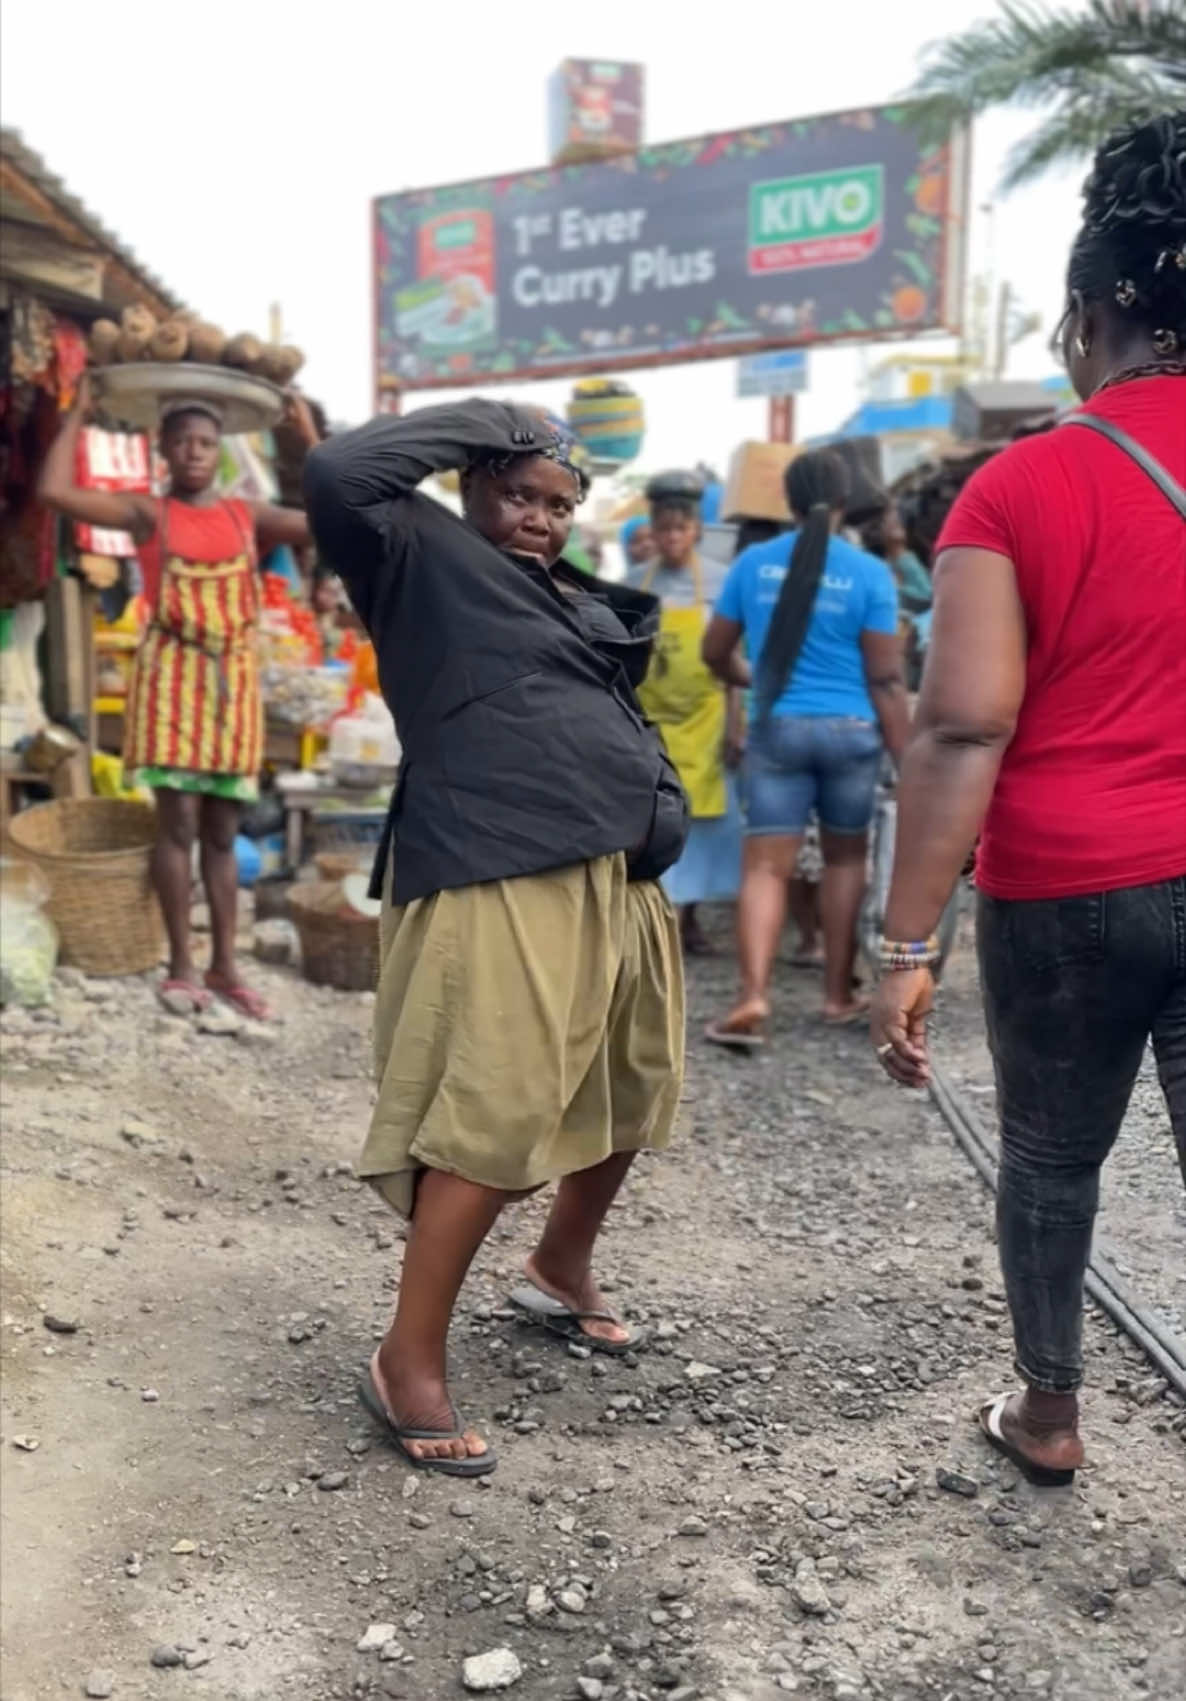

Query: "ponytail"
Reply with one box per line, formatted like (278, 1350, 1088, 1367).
(753, 449, 851, 722)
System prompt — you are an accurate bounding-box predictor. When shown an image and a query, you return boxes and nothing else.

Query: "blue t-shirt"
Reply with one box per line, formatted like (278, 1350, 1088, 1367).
(716, 532, 898, 720)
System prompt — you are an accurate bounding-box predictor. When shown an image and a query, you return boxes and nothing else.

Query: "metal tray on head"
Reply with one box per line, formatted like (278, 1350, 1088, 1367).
(92, 363, 285, 435)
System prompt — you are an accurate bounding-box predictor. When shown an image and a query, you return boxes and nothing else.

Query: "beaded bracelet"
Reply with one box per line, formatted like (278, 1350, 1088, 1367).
(879, 936, 940, 972)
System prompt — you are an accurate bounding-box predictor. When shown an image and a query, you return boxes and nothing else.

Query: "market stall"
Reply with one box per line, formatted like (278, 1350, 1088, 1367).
(1, 129, 181, 820)
(2, 132, 363, 855)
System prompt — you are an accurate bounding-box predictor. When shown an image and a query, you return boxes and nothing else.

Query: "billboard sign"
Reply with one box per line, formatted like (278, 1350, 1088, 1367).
(548, 59, 645, 166)
(373, 105, 966, 396)
(737, 348, 809, 399)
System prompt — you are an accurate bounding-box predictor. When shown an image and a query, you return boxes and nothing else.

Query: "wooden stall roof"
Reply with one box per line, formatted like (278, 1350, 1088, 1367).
(1, 128, 183, 321)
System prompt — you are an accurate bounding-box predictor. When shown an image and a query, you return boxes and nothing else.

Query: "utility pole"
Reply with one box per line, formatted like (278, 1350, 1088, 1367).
(993, 280, 1013, 380)
(767, 395, 795, 443)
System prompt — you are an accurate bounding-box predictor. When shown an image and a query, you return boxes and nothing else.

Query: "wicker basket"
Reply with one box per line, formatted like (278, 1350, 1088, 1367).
(7, 798, 164, 976)
(288, 881, 379, 992)
(314, 850, 369, 884)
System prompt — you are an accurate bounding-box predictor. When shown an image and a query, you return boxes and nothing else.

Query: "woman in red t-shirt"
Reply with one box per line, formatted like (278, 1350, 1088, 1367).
(870, 114, 1186, 1486)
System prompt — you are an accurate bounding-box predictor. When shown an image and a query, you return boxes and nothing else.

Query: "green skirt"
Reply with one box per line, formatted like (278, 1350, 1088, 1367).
(132, 766, 259, 803)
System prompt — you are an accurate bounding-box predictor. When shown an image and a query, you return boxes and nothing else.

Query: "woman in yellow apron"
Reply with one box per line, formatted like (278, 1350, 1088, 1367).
(635, 472, 743, 953)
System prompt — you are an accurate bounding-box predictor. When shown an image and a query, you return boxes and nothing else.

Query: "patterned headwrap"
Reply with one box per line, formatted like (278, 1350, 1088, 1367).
(476, 408, 591, 500)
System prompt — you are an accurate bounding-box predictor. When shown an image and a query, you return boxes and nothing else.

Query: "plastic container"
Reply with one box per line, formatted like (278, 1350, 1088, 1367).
(329, 693, 400, 789)
(235, 835, 262, 887)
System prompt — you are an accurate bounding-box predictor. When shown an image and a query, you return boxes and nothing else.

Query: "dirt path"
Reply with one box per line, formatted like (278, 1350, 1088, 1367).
(2, 918, 1184, 1701)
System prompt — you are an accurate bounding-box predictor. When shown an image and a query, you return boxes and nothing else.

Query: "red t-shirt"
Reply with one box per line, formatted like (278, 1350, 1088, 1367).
(936, 376, 1186, 900)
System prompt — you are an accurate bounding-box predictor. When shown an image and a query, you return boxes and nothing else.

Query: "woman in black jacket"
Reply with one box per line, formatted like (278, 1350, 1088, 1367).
(305, 401, 688, 1476)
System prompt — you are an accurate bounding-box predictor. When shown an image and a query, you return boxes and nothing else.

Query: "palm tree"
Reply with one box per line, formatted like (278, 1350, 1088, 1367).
(904, 0, 1186, 188)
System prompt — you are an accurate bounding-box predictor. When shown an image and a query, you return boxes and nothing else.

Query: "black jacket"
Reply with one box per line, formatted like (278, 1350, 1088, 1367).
(304, 401, 689, 905)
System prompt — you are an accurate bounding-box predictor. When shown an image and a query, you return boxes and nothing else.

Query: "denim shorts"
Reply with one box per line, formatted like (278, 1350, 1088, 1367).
(744, 715, 882, 837)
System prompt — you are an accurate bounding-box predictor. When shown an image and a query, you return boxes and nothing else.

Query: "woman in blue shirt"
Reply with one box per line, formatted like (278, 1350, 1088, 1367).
(702, 449, 910, 1043)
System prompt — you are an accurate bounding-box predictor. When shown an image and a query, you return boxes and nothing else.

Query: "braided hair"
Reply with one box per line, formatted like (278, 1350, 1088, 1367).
(1065, 112, 1186, 359)
(753, 449, 851, 724)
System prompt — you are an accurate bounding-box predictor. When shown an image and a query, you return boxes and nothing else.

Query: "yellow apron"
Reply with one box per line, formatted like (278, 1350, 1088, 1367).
(636, 558, 727, 820)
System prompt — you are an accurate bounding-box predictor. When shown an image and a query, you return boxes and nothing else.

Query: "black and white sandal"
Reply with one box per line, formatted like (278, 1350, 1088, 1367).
(978, 1394, 1077, 1488)
(508, 1283, 645, 1356)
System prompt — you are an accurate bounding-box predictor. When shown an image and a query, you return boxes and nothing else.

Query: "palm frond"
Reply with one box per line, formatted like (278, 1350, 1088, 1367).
(902, 0, 1186, 172)
(1000, 95, 1152, 186)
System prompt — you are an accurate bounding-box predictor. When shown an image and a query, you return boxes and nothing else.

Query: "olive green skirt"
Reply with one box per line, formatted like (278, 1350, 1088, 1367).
(363, 855, 685, 1216)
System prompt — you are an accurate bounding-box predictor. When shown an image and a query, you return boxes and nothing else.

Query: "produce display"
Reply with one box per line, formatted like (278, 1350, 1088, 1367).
(263, 665, 350, 730)
(88, 305, 305, 386)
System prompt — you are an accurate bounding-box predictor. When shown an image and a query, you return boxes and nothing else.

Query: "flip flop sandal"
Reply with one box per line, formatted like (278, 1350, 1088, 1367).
(358, 1356, 496, 1478)
(704, 1021, 766, 1051)
(204, 975, 274, 1023)
(821, 1003, 871, 1028)
(158, 979, 212, 1014)
(508, 1283, 645, 1357)
(978, 1395, 1077, 1488)
(789, 952, 825, 970)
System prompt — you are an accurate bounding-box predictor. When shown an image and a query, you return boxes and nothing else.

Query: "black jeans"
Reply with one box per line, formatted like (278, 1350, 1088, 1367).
(978, 877, 1186, 1394)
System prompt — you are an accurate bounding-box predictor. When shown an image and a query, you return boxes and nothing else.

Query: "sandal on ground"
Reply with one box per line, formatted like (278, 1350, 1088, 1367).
(821, 999, 871, 1028)
(204, 974, 274, 1022)
(704, 1020, 766, 1051)
(158, 978, 212, 1015)
(789, 951, 825, 970)
(977, 1394, 1077, 1488)
(509, 1282, 646, 1356)
(358, 1353, 496, 1478)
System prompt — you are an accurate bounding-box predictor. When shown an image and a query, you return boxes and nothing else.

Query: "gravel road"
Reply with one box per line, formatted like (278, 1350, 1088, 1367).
(2, 907, 1184, 1701)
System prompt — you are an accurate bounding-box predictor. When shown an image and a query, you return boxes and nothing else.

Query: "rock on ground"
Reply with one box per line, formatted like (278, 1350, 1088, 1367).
(1, 915, 1183, 1701)
(462, 1646, 523, 1691)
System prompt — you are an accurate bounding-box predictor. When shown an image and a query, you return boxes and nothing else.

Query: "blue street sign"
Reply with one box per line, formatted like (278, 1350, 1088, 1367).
(737, 349, 809, 398)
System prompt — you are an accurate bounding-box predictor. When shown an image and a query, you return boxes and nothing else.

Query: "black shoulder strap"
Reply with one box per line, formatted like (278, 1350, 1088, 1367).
(1062, 413, 1186, 520)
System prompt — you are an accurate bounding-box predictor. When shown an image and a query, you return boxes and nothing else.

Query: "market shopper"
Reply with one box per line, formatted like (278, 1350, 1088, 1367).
(702, 449, 909, 1042)
(304, 401, 687, 1476)
(634, 471, 743, 954)
(862, 504, 932, 619)
(871, 114, 1186, 1486)
(37, 378, 319, 1018)
(619, 514, 654, 570)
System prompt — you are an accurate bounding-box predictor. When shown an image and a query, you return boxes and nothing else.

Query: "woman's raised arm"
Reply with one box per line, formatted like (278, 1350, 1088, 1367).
(37, 377, 155, 539)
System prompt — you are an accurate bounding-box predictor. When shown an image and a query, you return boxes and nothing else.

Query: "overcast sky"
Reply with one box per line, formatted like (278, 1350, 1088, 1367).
(2, 0, 1085, 472)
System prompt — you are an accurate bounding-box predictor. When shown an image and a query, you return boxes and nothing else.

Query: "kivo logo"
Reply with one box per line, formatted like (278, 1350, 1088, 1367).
(748, 165, 884, 275)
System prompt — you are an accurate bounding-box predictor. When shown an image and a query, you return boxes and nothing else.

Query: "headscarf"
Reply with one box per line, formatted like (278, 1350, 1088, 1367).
(474, 408, 591, 500)
(619, 515, 649, 556)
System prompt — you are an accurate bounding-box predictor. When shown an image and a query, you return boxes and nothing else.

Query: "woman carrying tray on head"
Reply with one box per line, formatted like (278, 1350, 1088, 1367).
(38, 375, 320, 1018)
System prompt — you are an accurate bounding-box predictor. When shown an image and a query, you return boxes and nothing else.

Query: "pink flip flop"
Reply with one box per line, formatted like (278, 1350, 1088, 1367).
(204, 975, 274, 1022)
(158, 979, 213, 1015)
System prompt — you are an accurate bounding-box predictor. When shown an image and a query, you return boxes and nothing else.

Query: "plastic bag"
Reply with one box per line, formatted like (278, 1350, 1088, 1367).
(0, 864, 58, 1007)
